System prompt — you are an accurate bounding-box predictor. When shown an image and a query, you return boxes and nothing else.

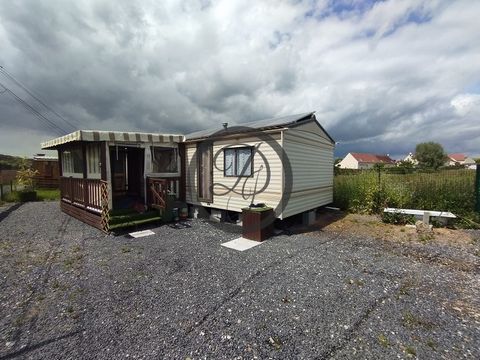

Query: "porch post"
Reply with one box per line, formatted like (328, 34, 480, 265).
(104, 142, 113, 210)
(82, 142, 88, 208)
(100, 141, 107, 181)
(57, 147, 63, 200)
(179, 143, 186, 202)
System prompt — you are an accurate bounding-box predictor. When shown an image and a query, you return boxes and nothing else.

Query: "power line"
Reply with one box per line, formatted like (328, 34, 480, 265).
(0, 65, 77, 132)
(0, 80, 67, 136)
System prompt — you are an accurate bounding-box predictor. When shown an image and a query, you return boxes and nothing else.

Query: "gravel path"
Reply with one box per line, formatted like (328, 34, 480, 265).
(0, 202, 479, 359)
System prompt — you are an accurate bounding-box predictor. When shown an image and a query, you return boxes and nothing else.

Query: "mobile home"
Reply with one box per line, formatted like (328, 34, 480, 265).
(184, 112, 334, 219)
(41, 112, 335, 231)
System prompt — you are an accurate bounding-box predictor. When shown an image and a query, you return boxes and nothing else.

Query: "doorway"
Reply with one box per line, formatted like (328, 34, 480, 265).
(110, 146, 144, 208)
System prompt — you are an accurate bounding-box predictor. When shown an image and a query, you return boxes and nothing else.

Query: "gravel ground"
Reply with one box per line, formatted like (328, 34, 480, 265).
(0, 202, 479, 359)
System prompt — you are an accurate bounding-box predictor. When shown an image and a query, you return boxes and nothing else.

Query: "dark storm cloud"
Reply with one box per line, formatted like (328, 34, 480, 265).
(0, 0, 479, 158)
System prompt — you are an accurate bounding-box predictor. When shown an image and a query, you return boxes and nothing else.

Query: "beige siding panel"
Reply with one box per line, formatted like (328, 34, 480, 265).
(282, 122, 334, 218)
(185, 133, 283, 215)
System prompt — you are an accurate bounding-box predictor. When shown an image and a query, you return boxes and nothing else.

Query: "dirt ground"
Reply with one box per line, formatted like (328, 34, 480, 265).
(312, 210, 478, 248)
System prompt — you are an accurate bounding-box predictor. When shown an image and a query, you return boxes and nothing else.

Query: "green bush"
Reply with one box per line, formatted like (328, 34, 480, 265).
(381, 212, 416, 225)
(2, 188, 59, 203)
(333, 169, 477, 218)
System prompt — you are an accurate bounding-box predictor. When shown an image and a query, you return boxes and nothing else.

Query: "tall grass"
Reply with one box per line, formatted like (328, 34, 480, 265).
(333, 169, 476, 216)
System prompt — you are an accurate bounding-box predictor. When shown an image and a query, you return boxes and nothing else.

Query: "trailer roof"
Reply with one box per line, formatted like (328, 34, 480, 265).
(185, 112, 315, 141)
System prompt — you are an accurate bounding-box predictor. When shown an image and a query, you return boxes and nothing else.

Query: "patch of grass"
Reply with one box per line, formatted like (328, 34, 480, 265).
(426, 338, 437, 351)
(398, 278, 417, 296)
(418, 232, 435, 243)
(267, 336, 283, 350)
(63, 253, 84, 269)
(36, 188, 60, 201)
(51, 279, 61, 289)
(405, 345, 417, 357)
(377, 334, 390, 347)
(3, 191, 20, 202)
(347, 278, 365, 287)
(121, 246, 131, 253)
(402, 311, 435, 330)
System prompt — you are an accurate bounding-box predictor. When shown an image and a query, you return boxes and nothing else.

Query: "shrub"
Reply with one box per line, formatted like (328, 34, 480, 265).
(333, 169, 477, 222)
(381, 212, 416, 225)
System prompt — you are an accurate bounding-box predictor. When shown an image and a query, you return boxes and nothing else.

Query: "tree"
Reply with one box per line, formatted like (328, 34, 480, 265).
(414, 142, 446, 170)
(16, 158, 39, 191)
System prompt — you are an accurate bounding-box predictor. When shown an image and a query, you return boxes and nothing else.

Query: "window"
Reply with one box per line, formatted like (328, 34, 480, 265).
(87, 144, 101, 177)
(224, 147, 253, 176)
(62, 147, 83, 175)
(151, 146, 178, 173)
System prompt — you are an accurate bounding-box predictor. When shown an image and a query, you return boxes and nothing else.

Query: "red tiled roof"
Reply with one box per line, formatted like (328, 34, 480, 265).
(350, 153, 395, 164)
(448, 153, 466, 161)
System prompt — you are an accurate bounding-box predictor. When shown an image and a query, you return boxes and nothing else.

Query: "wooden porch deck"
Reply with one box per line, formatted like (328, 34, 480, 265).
(59, 176, 181, 232)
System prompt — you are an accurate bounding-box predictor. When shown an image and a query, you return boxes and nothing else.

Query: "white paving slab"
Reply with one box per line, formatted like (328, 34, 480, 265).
(221, 237, 263, 251)
(129, 230, 155, 238)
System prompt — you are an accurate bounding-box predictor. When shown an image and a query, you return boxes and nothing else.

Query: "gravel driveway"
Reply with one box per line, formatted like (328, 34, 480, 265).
(0, 202, 479, 359)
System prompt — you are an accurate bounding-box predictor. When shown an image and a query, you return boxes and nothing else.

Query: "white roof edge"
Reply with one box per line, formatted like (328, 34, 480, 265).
(41, 130, 185, 149)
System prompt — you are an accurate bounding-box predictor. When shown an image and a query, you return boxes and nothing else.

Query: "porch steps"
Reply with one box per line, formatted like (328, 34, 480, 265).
(109, 209, 161, 230)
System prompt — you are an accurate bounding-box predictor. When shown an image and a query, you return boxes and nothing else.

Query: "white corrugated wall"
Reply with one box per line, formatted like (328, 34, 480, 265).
(281, 121, 334, 218)
(185, 133, 283, 214)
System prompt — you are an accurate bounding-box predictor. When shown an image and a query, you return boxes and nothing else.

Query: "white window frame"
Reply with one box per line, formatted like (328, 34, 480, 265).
(223, 146, 253, 177)
(61, 147, 83, 178)
(87, 143, 101, 179)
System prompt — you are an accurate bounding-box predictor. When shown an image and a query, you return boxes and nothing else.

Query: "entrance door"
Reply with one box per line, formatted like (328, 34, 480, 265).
(197, 143, 213, 202)
(110, 147, 127, 195)
(110, 146, 145, 198)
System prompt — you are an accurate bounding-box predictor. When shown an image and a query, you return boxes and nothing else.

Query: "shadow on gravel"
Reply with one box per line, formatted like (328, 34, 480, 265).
(276, 208, 347, 235)
(0, 203, 23, 224)
(0, 329, 82, 360)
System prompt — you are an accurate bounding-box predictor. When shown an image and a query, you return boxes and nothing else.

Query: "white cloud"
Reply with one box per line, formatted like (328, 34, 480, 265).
(0, 0, 479, 158)
(451, 93, 480, 117)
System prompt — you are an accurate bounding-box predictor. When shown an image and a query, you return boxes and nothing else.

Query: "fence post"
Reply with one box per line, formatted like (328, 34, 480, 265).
(476, 165, 480, 213)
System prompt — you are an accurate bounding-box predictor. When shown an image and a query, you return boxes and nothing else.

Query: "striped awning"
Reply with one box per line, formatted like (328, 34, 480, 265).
(41, 130, 185, 149)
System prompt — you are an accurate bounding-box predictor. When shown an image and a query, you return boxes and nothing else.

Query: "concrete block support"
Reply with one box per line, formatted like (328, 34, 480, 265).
(302, 209, 316, 226)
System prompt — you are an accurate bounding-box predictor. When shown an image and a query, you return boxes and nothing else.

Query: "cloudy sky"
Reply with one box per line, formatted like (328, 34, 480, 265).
(0, 0, 479, 159)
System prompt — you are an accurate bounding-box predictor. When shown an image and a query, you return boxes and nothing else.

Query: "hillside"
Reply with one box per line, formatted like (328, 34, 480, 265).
(0, 154, 32, 170)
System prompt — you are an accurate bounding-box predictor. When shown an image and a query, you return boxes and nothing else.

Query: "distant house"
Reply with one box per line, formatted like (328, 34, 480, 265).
(445, 153, 476, 168)
(32, 154, 60, 188)
(403, 152, 418, 165)
(337, 153, 395, 169)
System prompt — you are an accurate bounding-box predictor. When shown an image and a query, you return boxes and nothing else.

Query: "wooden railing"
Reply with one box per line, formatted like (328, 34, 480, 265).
(147, 177, 180, 210)
(60, 177, 107, 213)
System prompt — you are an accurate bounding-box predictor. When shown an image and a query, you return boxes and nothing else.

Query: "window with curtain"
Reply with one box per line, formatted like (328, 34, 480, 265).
(62, 147, 83, 175)
(87, 144, 101, 177)
(223, 147, 253, 177)
(151, 146, 178, 173)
